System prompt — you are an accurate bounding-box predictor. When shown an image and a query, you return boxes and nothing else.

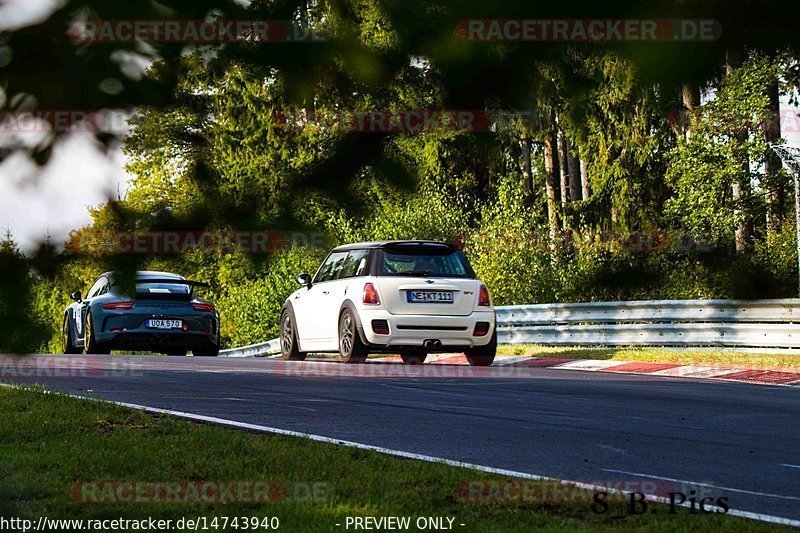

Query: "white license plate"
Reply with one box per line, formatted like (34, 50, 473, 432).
(407, 291, 454, 303)
(146, 319, 182, 329)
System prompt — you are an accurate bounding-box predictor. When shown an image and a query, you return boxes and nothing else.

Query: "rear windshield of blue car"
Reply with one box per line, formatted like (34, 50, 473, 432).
(377, 250, 473, 278)
(135, 282, 191, 295)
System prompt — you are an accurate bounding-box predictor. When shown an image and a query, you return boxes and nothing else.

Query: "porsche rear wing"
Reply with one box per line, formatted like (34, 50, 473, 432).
(133, 278, 210, 287)
(110, 278, 212, 301)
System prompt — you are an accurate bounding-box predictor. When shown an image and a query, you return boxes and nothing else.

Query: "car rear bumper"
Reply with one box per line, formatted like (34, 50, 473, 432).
(357, 309, 496, 349)
(93, 309, 219, 349)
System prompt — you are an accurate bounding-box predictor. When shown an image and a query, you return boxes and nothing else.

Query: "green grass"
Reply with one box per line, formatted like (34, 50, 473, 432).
(0, 385, 788, 532)
(496, 345, 800, 372)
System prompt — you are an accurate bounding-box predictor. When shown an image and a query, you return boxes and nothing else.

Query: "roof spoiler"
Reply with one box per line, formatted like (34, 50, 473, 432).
(380, 241, 454, 250)
(133, 278, 210, 288)
(380, 242, 457, 254)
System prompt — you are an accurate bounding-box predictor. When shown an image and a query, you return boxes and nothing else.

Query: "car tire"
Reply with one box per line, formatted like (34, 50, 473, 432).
(465, 330, 496, 367)
(193, 345, 219, 357)
(280, 309, 306, 361)
(166, 349, 187, 356)
(84, 311, 111, 355)
(62, 314, 82, 354)
(338, 309, 368, 363)
(400, 351, 427, 365)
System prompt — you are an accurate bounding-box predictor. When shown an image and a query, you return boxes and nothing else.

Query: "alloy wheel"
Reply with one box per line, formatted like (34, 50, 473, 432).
(340, 313, 353, 355)
(281, 313, 293, 353)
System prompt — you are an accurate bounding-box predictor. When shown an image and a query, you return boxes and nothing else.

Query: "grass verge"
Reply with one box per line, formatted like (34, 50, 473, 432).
(0, 385, 789, 532)
(496, 345, 800, 372)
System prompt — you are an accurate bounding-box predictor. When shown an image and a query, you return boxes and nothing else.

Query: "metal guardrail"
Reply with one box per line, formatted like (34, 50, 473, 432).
(495, 299, 800, 325)
(219, 299, 800, 356)
(219, 338, 281, 358)
(499, 322, 800, 348)
(497, 299, 800, 348)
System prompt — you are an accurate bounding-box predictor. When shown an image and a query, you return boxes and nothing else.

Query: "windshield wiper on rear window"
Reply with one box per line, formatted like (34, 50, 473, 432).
(391, 270, 436, 276)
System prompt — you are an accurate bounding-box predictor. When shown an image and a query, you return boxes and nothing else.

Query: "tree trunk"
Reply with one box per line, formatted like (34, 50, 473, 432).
(726, 48, 753, 253)
(681, 83, 701, 139)
(764, 77, 783, 232)
(521, 136, 533, 201)
(544, 134, 561, 242)
(567, 142, 582, 202)
(580, 158, 591, 199)
(558, 130, 570, 221)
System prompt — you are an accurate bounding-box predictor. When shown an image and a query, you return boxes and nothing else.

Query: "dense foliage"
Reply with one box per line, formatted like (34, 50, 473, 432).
(4, 1, 800, 352)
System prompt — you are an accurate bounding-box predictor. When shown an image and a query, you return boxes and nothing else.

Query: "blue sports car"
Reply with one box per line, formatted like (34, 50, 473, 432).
(62, 271, 220, 356)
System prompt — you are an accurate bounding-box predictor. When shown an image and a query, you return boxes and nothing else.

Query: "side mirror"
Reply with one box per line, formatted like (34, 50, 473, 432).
(295, 273, 312, 287)
(70, 290, 82, 303)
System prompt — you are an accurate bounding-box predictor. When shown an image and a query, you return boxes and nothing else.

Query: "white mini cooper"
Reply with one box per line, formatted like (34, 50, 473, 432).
(279, 241, 496, 365)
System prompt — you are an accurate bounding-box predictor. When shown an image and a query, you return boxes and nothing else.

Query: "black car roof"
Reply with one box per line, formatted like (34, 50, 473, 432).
(331, 240, 456, 253)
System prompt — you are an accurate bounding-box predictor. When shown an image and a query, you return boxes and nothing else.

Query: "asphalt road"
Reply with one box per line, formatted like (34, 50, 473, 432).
(2, 354, 799, 523)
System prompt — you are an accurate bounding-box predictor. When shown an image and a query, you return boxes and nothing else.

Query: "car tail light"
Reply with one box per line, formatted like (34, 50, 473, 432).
(372, 319, 390, 335)
(363, 283, 380, 305)
(473, 322, 490, 336)
(192, 303, 215, 313)
(102, 301, 133, 311)
(478, 285, 491, 307)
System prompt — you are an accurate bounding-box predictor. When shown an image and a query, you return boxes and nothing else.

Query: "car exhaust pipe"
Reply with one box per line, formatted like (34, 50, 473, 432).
(423, 339, 442, 349)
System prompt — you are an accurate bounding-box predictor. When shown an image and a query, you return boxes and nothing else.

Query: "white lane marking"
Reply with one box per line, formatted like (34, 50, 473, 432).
(648, 365, 718, 377)
(493, 356, 535, 366)
(552, 360, 623, 371)
(379, 384, 469, 397)
(678, 367, 744, 379)
(434, 381, 516, 386)
(779, 463, 800, 469)
(601, 468, 800, 502)
(271, 402, 318, 413)
(425, 354, 462, 363)
(595, 444, 634, 457)
(3, 382, 799, 528)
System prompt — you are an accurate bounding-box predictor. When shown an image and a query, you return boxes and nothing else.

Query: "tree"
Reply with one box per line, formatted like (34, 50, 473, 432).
(666, 54, 779, 247)
(763, 75, 784, 231)
(726, 49, 755, 253)
(0, 231, 49, 352)
(543, 132, 561, 241)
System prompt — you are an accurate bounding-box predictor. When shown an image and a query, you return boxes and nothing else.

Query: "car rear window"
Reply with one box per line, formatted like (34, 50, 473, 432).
(378, 250, 472, 278)
(135, 282, 191, 295)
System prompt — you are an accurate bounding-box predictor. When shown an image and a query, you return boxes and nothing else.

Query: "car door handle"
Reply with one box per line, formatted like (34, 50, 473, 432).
(322, 290, 330, 295)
